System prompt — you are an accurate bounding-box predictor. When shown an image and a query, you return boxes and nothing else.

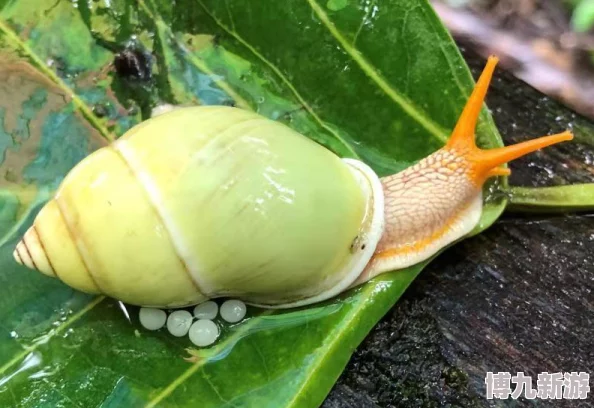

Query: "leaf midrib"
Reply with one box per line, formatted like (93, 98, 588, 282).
(145, 282, 373, 408)
(0, 296, 105, 377)
(305, 0, 449, 144)
(145, 310, 275, 408)
(196, 0, 360, 159)
(0, 18, 115, 143)
(284, 283, 376, 408)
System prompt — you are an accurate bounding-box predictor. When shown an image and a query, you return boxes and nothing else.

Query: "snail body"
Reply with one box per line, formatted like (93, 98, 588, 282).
(14, 57, 573, 309)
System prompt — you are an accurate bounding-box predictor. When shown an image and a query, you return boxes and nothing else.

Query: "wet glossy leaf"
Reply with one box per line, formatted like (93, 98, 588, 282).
(0, 0, 508, 406)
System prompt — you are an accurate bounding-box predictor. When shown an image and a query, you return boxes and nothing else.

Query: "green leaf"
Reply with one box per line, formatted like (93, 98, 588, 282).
(0, 0, 511, 406)
(507, 184, 594, 212)
(572, 0, 594, 32)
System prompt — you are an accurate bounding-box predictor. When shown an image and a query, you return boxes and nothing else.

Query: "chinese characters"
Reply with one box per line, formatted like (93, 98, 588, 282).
(485, 372, 590, 400)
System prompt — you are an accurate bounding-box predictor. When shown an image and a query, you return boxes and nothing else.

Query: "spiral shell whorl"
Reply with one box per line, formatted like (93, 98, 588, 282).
(13, 226, 55, 278)
(14, 199, 102, 295)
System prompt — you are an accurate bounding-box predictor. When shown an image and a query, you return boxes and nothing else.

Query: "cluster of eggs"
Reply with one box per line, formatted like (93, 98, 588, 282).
(138, 299, 247, 347)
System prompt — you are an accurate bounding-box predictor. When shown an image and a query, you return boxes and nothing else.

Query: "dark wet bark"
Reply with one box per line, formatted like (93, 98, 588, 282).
(323, 45, 594, 408)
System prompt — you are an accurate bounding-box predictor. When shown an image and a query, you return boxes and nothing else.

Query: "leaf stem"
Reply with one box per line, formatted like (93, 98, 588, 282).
(506, 184, 594, 212)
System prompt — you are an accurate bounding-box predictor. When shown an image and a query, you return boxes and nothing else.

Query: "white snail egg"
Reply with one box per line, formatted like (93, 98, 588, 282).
(193, 301, 218, 320)
(166, 310, 193, 337)
(220, 300, 247, 323)
(188, 319, 220, 347)
(138, 307, 167, 331)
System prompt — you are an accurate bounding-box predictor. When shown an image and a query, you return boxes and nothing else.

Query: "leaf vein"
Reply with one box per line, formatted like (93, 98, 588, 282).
(285, 284, 375, 408)
(0, 19, 115, 142)
(352, 0, 375, 46)
(305, 0, 448, 144)
(0, 187, 55, 248)
(223, 0, 236, 32)
(196, 0, 360, 159)
(0, 296, 105, 376)
(138, 0, 252, 111)
(145, 310, 274, 408)
(401, 6, 415, 96)
(418, 4, 468, 101)
(252, 341, 271, 381)
(202, 371, 239, 408)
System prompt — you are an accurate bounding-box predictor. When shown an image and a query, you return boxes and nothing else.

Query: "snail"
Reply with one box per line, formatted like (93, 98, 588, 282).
(13, 56, 573, 310)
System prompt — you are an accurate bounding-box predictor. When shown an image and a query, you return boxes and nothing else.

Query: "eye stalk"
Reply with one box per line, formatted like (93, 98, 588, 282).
(356, 55, 574, 284)
(445, 55, 573, 186)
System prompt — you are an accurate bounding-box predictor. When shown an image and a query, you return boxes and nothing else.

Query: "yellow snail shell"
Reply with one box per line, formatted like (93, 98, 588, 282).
(14, 105, 384, 309)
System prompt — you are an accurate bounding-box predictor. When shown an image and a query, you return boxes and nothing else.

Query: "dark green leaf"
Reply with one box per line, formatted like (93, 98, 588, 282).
(0, 0, 510, 406)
